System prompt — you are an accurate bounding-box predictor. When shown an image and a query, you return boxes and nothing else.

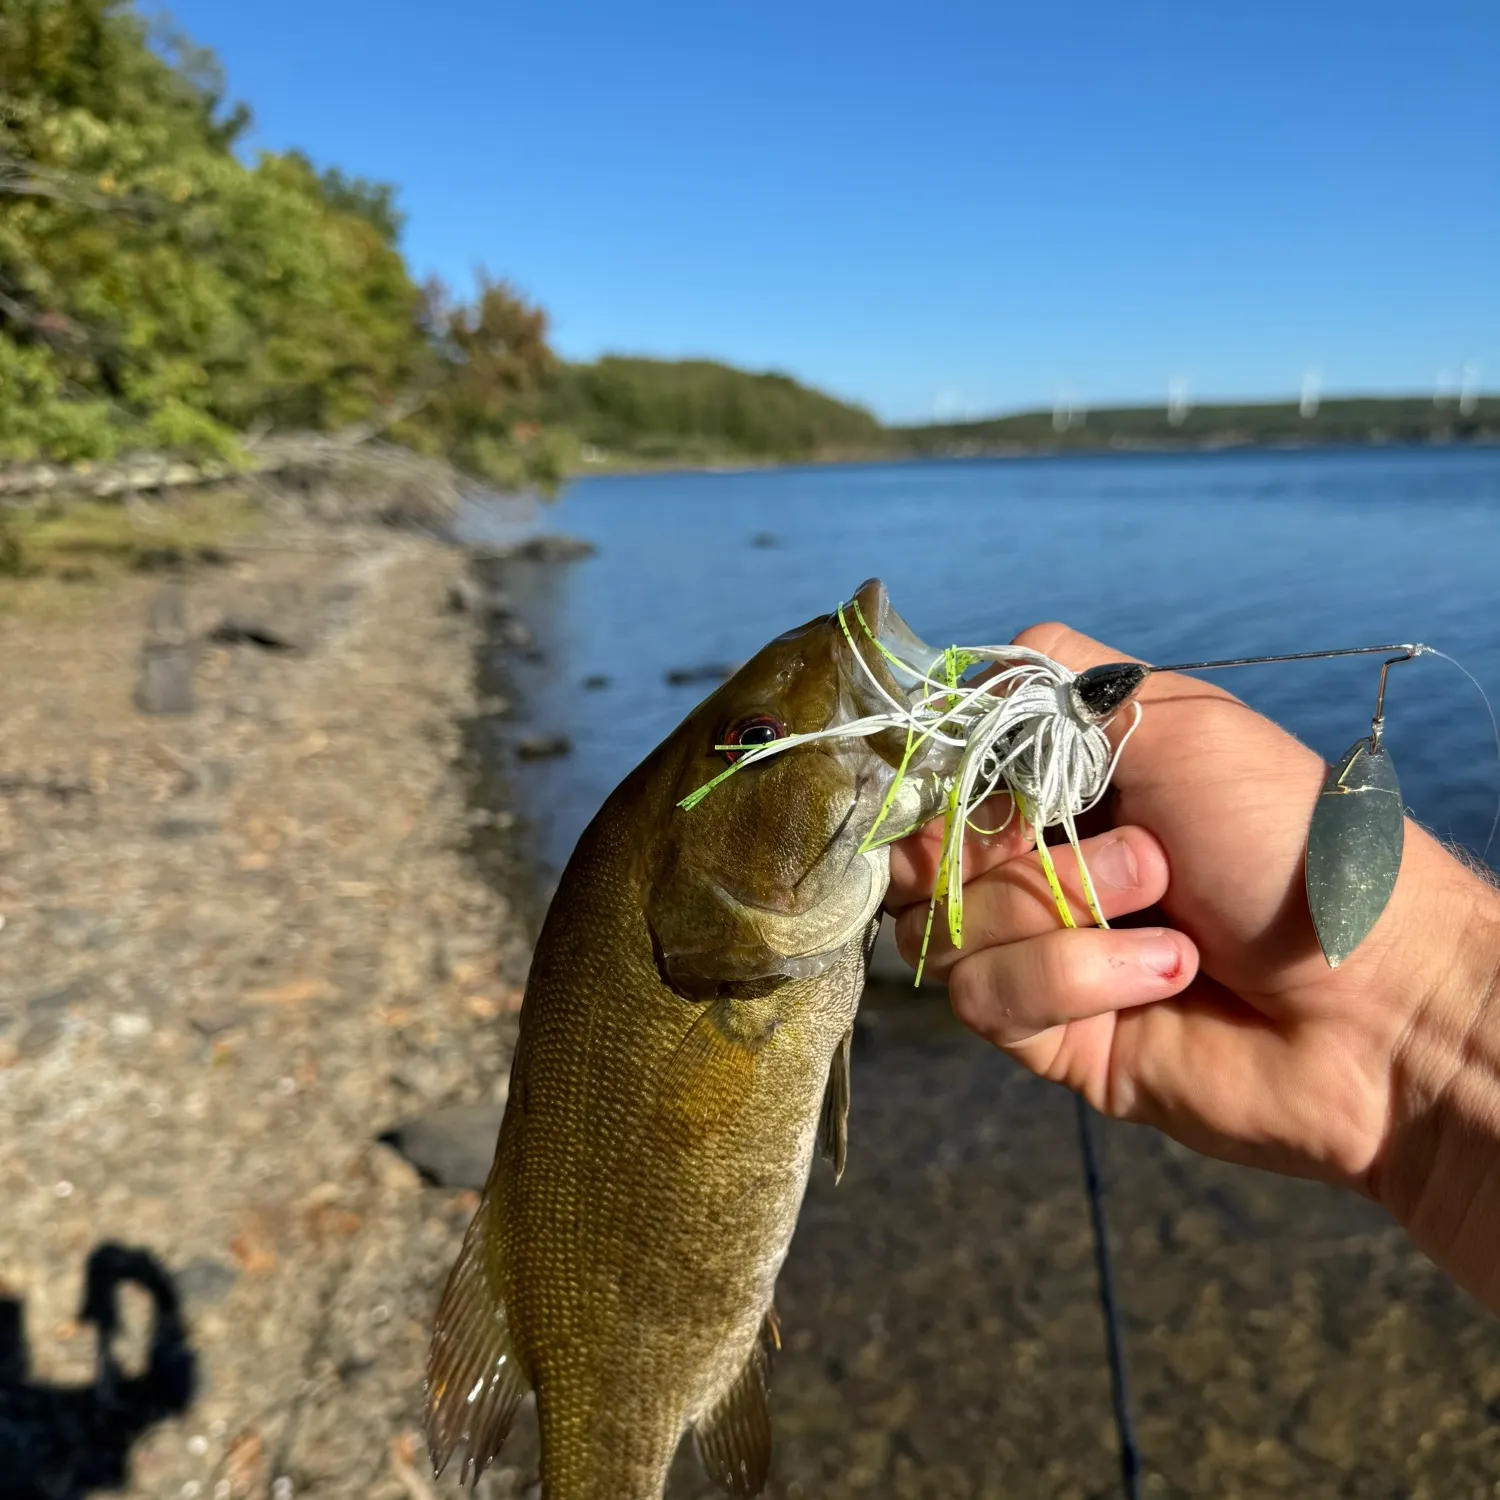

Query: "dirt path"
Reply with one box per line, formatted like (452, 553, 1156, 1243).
(0, 535, 530, 1499)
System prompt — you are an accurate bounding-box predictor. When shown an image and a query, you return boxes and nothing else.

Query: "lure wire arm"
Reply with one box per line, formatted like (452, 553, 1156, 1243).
(1370, 647, 1427, 752)
(1150, 642, 1426, 675)
(1073, 643, 1430, 724)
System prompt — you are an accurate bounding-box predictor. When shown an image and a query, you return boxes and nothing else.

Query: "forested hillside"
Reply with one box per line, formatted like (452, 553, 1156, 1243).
(896, 395, 1500, 455)
(538, 357, 884, 464)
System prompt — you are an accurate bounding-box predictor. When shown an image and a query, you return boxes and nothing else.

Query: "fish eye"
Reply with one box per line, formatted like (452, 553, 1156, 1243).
(721, 715, 787, 764)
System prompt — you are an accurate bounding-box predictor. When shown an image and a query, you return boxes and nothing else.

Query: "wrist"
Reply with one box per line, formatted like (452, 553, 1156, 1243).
(1368, 843, 1500, 1312)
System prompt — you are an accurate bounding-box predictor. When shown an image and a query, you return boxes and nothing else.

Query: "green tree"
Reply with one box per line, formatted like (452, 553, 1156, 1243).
(397, 274, 569, 486)
(0, 1, 426, 460)
(539, 356, 884, 463)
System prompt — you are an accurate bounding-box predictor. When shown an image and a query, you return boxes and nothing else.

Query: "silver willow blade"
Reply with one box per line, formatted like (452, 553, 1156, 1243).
(1073, 644, 1427, 968)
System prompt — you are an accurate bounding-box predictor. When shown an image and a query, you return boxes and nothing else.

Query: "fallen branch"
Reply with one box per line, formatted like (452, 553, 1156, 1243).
(0, 420, 478, 530)
(0, 454, 236, 500)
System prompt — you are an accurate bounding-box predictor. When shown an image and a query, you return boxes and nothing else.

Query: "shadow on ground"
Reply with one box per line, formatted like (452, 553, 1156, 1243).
(0, 1244, 196, 1500)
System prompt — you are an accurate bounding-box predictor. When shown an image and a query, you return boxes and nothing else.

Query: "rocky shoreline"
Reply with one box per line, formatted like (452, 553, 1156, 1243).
(7, 503, 1500, 1500)
(0, 522, 543, 1498)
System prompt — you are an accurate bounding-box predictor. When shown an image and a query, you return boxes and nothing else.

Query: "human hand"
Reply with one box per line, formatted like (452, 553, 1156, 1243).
(886, 623, 1500, 1311)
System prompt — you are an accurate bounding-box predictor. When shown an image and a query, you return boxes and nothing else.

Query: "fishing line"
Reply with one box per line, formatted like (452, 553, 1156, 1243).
(1422, 648, 1500, 865)
(1075, 1096, 1142, 1500)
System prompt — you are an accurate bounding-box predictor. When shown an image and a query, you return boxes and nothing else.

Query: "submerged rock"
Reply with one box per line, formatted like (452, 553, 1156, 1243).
(136, 582, 195, 714)
(514, 534, 595, 563)
(665, 663, 735, 686)
(153, 816, 220, 841)
(515, 733, 571, 761)
(497, 619, 535, 650)
(135, 644, 196, 714)
(447, 577, 514, 617)
(470, 534, 596, 564)
(176, 1255, 238, 1306)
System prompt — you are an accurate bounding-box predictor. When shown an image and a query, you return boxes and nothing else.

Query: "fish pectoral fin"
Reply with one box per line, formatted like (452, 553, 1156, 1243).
(425, 1192, 529, 1485)
(818, 1027, 852, 1183)
(693, 1308, 781, 1496)
(655, 995, 779, 1138)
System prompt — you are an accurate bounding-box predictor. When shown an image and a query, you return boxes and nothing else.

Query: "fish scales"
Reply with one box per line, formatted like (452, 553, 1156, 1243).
(507, 790, 859, 1492)
(427, 580, 954, 1498)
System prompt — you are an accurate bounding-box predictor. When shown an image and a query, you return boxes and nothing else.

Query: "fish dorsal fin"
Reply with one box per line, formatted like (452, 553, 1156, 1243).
(425, 1193, 530, 1486)
(818, 1027, 852, 1182)
(693, 1308, 781, 1496)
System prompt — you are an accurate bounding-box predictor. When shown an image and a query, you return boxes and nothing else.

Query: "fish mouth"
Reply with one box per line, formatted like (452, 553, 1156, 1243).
(735, 580, 960, 945)
(846, 578, 948, 701)
(841, 579, 965, 790)
(683, 584, 964, 985)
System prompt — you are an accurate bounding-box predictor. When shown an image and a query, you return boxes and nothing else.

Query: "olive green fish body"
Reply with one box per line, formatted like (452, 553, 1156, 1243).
(510, 808, 868, 1495)
(427, 581, 950, 1497)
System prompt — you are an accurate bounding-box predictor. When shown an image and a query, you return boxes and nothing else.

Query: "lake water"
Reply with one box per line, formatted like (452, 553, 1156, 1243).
(472, 444, 1500, 880)
(460, 446, 1500, 1500)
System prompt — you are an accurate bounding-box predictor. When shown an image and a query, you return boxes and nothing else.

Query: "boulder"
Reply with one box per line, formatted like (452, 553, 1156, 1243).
(380, 1104, 507, 1189)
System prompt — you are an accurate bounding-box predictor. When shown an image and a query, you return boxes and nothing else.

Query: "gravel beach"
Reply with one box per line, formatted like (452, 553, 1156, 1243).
(0, 527, 531, 1500)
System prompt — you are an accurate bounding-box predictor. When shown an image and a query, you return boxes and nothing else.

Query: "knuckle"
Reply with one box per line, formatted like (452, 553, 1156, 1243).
(950, 886, 1004, 951)
(1018, 867, 1071, 929)
(964, 867, 1049, 946)
(947, 961, 994, 1035)
(1034, 931, 1089, 1000)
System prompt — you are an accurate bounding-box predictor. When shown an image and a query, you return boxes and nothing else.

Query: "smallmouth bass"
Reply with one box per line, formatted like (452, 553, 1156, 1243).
(427, 579, 954, 1498)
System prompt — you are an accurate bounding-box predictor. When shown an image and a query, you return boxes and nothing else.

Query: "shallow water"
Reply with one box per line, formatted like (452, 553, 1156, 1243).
(460, 446, 1500, 1497)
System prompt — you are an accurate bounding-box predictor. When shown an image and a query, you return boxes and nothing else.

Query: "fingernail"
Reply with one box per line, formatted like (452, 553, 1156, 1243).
(1092, 836, 1139, 890)
(1136, 929, 1182, 979)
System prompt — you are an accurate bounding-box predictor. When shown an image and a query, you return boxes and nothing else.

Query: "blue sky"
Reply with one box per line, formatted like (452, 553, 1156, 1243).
(164, 0, 1497, 423)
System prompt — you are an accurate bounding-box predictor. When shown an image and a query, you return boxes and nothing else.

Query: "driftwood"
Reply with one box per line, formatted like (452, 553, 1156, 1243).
(0, 423, 470, 530)
(0, 453, 235, 500)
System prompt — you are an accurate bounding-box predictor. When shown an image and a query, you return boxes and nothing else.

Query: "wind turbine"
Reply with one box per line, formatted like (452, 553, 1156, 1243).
(1053, 384, 1082, 433)
(1300, 367, 1321, 419)
(1167, 376, 1191, 427)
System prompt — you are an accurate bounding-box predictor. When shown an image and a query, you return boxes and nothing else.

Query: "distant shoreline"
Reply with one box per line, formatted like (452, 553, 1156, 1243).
(568, 427, 1500, 481)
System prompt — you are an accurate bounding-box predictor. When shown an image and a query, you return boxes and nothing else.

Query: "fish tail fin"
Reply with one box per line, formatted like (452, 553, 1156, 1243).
(693, 1307, 780, 1496)
(425, 1191, 529, 1486)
